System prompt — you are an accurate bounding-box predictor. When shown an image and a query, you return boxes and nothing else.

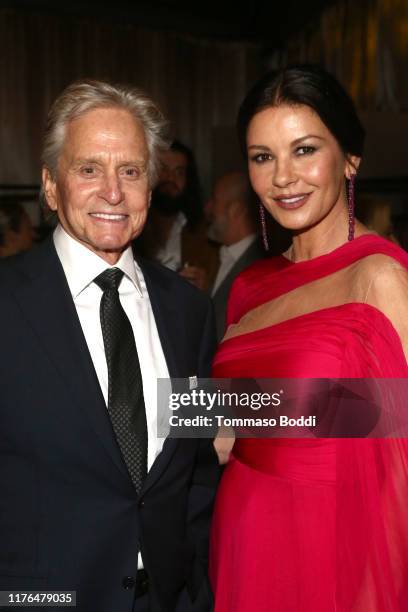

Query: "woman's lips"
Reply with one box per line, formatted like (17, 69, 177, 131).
(273, 193, 311, 210)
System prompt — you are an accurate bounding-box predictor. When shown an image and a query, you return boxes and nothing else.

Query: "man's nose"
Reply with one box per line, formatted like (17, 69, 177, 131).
(99, 173, 124, 205)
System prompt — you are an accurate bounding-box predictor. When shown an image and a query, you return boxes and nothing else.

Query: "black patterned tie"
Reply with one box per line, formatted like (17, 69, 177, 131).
(94, 268, 147, 494)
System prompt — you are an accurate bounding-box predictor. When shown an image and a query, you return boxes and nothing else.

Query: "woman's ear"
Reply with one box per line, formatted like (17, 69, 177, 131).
(345, 155, 361, 179)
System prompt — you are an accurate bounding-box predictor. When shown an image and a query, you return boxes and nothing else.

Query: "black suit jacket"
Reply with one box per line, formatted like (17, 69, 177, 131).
(212, 239, 264, 341)
(0, 237, 219, 612)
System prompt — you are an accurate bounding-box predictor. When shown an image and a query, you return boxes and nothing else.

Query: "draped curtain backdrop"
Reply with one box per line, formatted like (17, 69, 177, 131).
(267, 0, 408, 113)
(0, 8, 259, 190)
(2, 2, 407, 190)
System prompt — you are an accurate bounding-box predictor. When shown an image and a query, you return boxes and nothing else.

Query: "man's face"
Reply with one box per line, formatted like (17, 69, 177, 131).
(13, 213, 36, 253)
(43, 107, 151, 264)
(206, 178, 232, 244)
(1, 211, 36, 257)
(157, 150, 188, 198)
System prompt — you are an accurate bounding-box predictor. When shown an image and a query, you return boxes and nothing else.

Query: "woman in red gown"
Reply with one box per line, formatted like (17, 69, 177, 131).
(209, 66, 408, 611)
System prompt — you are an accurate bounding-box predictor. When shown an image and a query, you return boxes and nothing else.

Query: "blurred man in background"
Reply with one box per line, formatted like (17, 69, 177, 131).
(136, 140, 219, 291)
(0, 199, 36, 257)
(206, 171, 264, 340)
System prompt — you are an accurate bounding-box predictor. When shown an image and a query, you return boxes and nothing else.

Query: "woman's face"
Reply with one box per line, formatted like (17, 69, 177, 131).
(246, 104, 359, 232)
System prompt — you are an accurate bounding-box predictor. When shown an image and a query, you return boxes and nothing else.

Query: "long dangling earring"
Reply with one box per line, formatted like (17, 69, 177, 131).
(259, 202, 269, 251)
(348, 174, 356, 241)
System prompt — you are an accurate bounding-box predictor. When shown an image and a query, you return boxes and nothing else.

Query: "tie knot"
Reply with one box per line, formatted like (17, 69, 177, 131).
(94, 267, 124, 292)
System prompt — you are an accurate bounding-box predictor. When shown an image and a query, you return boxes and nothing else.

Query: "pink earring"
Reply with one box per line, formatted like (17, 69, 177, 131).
(348, 174, 356, 241)
(259, 202, 269, 251)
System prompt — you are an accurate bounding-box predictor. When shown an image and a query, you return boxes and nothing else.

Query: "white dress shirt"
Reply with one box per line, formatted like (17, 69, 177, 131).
(211, 234, 257, 296)
(53, 225, 169, 470)
(155, 211, 187, 271)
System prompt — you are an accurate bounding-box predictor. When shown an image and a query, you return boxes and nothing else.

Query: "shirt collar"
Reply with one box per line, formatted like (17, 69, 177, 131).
(53, 225, 143, 298)
(221, 234, 257, 263)
(172, 211, 187, 226)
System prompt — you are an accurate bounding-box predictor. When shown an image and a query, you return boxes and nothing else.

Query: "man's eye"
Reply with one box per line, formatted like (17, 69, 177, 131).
(250, 153, 272, 164)
(296, 146, 316, 156)
(81, 167, 96, 175)
(122, 167, 141, 178)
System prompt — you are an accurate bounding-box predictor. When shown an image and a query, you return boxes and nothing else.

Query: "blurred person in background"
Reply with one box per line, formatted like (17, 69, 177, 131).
(136, 140, 219, 290)
(206, 171, 264, 341)
(0, 199, 36, 257)
(357, 195, 399, 243)
(394, 212, 408, 251)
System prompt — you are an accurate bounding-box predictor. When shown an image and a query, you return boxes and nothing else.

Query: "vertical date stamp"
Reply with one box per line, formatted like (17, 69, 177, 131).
(0, 592, 76, 607)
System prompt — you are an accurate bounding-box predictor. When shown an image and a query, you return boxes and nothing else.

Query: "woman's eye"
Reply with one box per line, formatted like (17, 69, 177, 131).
(250, 153, 272, 164)
(296, 146, 316, 156)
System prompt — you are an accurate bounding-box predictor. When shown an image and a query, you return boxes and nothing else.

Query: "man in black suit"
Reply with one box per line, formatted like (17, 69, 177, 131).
(206, 172, 264, 341)
(0, 80, 219, 612)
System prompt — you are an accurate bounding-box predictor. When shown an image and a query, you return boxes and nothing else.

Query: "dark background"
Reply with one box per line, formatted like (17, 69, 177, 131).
(3, 0, 336, 45)
(0, 0, 407, 226)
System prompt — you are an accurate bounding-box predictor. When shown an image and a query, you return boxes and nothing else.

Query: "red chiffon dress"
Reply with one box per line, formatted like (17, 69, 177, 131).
(209, 234, 408, 612)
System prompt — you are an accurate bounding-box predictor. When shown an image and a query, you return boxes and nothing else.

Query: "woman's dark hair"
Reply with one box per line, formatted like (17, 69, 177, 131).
(237, 64, 365, 159)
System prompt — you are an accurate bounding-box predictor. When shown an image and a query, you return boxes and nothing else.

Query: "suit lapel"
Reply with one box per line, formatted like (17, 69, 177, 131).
(11, 239, 131, 483)
(12, 243, 188, 495)
(138, 258, 183, 379)
(213, 240, 264, 301)
(137, 259, 182, 495)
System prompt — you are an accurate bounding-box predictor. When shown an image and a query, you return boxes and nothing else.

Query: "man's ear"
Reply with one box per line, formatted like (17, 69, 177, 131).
(42, 166, 58, 211)
(345, 155, 361, 180)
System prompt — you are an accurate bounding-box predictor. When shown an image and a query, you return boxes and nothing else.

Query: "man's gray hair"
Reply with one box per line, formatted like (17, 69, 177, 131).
(42, 79, 170, 186)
